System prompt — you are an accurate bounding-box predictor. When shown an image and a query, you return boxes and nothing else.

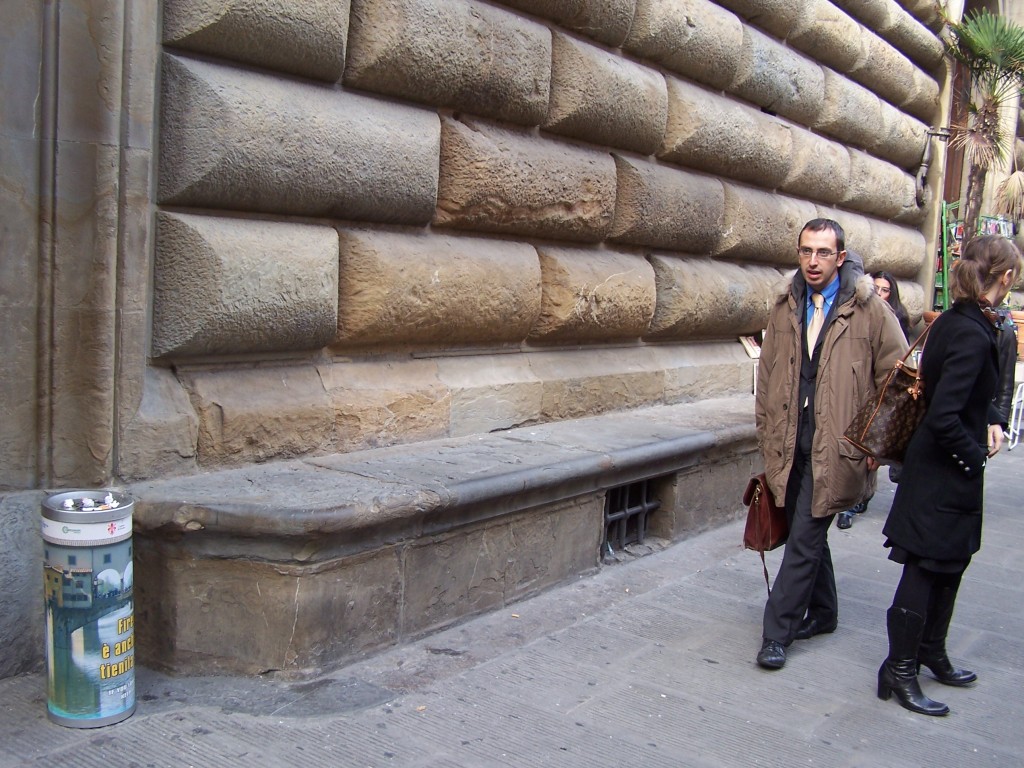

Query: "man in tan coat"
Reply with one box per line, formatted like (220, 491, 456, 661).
(755, 218, 907, 670)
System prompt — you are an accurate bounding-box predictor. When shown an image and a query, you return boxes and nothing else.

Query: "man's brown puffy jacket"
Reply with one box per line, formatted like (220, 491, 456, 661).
(755, 260, 908, 518)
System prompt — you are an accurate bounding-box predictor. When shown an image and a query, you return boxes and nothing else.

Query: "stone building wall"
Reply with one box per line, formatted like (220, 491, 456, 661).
(129, 0, 945, 479)
(0, 0, 951, 677)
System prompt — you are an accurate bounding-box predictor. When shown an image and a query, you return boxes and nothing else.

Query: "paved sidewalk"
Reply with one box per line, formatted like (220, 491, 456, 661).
(2, 447, 1022, 767)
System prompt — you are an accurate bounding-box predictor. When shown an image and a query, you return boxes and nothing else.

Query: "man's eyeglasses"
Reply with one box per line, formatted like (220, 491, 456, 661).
(797, 247, 839, 260)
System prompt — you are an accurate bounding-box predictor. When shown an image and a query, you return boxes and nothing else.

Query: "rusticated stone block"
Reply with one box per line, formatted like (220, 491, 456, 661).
(0, 492, 44, 677)
(180, 366, 336, 466)
(344, 0, 550, 126)
(623, 0, 744, 92)
(660, 77, 793, 189)
(153, 213, 339, 357)
(814, 206, 871, 255)
(118, 368, 199, 481)
(730, 26, 824, 127)
(715, 0, 803, 39)
(646, 256, 780, 339)
(833, 0, 944, 61)
(545, 32, 667, 155)
(435, 355, 543, 436)
(335, 228, 541, 346)
(850, 34, 918, 115)
(162, 0, 349, 82)
(714, 184, 817, 263)
(530, 349, 666, 419)
(159, 55, 440, 224)
(788, 0, 866, 74)
(610, 156, 724, 253)
(902, 68, 940, 123)
(900, 281, 926, 324)
(781, 128, 850, 204)
(135, 542, 402, 676)
(815, 68, 883, 153)
(874, 101, 928, 171)
(436, 117, 617, 242)
(530, 247, 656, 342)
(865, 219, 927, 278)
(317, 360, 450, 452)
(498, 0, 636, 47)
(844, 150, 918, 221)
(897, 0, 943, 33)
(880, 7, 945, 68)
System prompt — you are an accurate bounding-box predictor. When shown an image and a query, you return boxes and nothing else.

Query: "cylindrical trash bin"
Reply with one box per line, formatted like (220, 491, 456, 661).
(41, 490, 135, 728)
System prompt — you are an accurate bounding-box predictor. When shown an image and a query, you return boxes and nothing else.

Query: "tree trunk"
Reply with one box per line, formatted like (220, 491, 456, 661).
(962, 162, 987, 241)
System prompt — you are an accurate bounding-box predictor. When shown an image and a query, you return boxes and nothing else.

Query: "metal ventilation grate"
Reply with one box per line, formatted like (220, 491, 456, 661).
(603, 479, 660, 555)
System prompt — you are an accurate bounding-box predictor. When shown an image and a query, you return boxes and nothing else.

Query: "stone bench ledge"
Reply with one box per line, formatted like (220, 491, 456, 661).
(130, 395, 756, 560)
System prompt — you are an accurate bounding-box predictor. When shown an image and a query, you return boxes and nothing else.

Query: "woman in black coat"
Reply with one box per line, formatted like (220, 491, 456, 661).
(878, 235, 1023, 717)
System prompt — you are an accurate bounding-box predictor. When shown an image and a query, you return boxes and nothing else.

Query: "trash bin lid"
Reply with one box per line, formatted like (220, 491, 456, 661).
(42, 490, 133, 525)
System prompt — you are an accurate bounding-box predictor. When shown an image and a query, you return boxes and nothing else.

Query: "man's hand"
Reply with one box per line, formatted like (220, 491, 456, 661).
(988, 424, 1004, 457)
(867, 457, 880, 471)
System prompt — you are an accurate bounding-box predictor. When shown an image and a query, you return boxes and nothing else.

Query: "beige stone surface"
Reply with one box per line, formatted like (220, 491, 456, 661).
(610, 156, 725, 253)
(118, 368, 200, 481)
(844, 150, 919, 221)
(135, 543, 402, 676)
(0, 133, 40, 488)
(345, 0, 550, 126)
(180, 366, 336, 466)
(436, 117, 617, 242)
(530, 247, 656, 342)
(730, 25, 824, 127)
(813, 206, 872, 256)
(544, 32, 667, 155)
(660, 77, 793, 189)
(646, 256, 780, 339)
(788, 0, 866, 74)
(162, 0, 349, 82)
(781, 128, 851, 204)
(624, 0, 744, 91)
(652, 342, 755, 402)
(153, 213, 340, 357)
(335, 228, 541, 346)
(318, 360, 451, 453)
(902, 68, 941, 123)
(865, 219, 928, 279)
(879, 5, 946, 66)
(874, 100, 929, 171)
(896, 0, 943, 32)
(527, 348, 666, 420)
(436, 355, 544, 436)
(850, 33, 919, 115)
(834, 0, 944, 58)
(159, 55, 440, 224)
(899, 280, 926, 325)
(498, 0, 637, 46)
(815, 68, 885, 155)
(714, 0, 805, 39)
(714, 184, 817, 263)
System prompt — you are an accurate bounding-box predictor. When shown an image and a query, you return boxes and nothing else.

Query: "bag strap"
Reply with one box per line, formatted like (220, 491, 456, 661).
(760, 552, 771, 596)
(898, 321, 932, 368)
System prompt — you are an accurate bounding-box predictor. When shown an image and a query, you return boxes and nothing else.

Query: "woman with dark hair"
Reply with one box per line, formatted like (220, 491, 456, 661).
(876, 235, 1023, 716)
(871, 271, 911, 341)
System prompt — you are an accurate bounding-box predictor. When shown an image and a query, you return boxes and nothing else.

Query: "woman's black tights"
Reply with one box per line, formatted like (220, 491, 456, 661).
(891, 561, 964, 616)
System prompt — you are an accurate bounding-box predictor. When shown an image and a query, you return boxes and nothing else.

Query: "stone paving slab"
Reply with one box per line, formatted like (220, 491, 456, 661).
(2, 445, 1023, 768)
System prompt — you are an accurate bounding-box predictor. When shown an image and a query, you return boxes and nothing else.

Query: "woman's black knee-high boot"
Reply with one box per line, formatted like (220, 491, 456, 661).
(918, 586, 977, 686)
(878, 607, 949, 716)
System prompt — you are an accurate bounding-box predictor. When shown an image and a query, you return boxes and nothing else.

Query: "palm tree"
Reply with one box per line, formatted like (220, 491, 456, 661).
(944, 9, 1024, 237)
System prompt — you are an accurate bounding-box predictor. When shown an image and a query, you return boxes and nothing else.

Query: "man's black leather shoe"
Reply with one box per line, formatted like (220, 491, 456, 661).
(794, 615, 838, 641)
(756, 639, 786, 669)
